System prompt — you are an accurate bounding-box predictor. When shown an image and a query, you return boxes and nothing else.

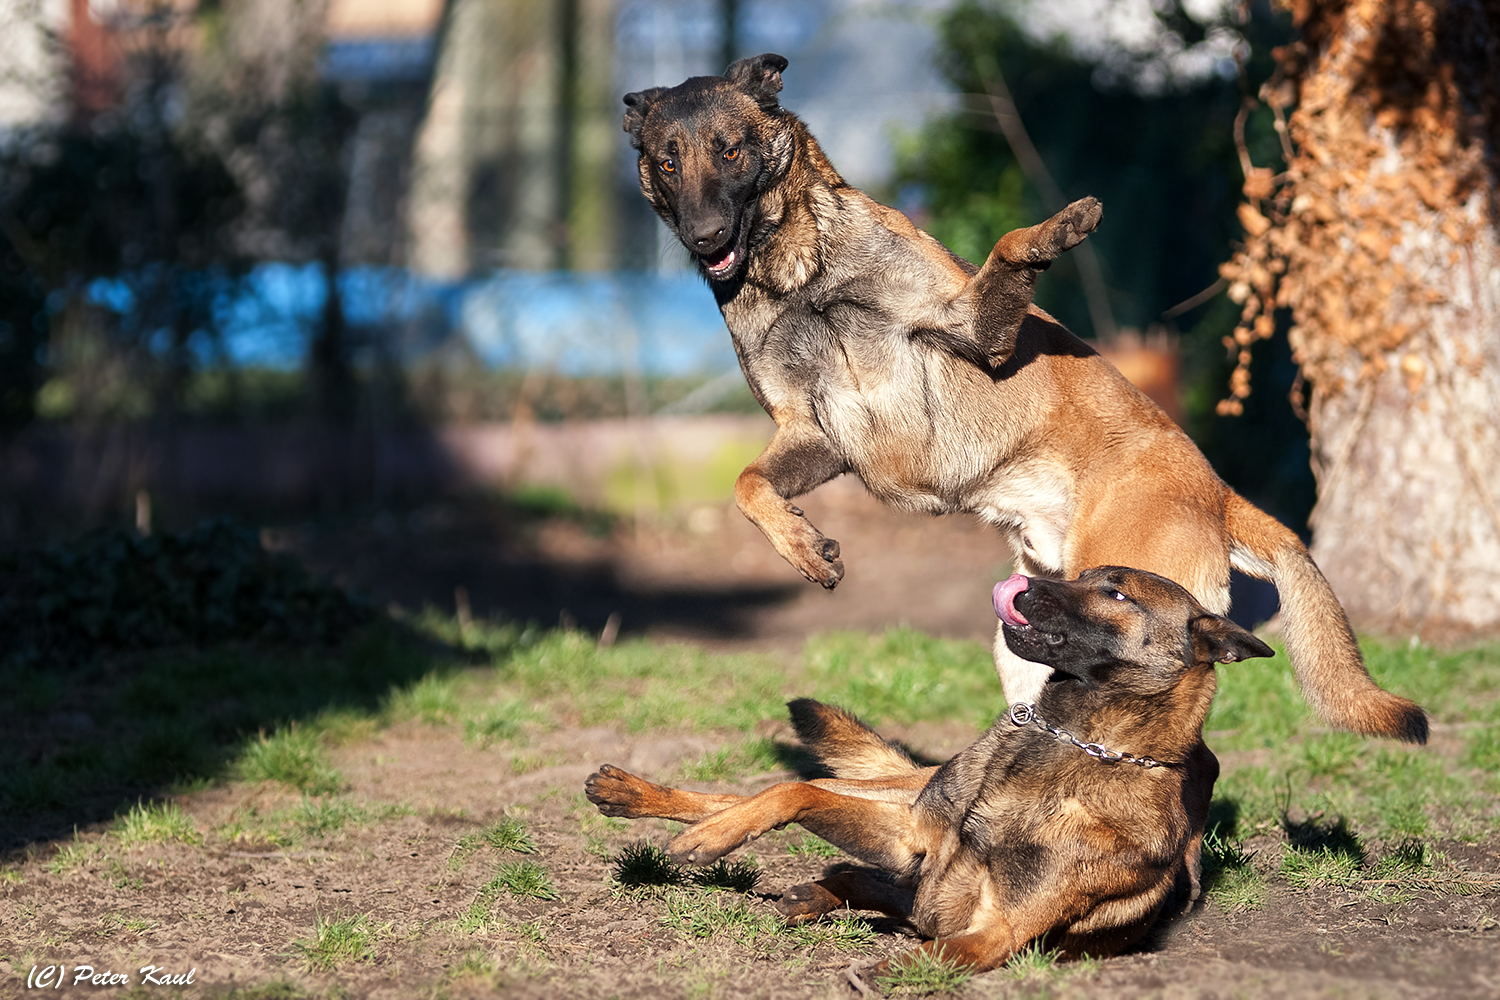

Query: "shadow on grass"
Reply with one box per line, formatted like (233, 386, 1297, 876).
(0, 500, 811, 855)
(0, 519, 473, 852)
(0, 613, 448, 852)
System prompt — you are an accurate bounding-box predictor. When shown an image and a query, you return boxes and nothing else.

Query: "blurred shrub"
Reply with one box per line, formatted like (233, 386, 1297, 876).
(0, 519, 371, 666)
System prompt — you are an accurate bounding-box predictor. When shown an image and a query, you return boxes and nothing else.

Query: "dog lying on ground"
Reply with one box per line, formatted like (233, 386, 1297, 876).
(621, 54, 1426, 746)
(586, 566, 1273, 977)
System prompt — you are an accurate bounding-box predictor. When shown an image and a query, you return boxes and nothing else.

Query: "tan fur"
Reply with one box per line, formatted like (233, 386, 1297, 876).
(623, 56, 1427, 747)
(586, 568, 1273, 977)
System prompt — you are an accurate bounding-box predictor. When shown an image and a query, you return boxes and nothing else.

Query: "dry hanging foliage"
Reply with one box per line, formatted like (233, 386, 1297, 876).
(1216, 0, 1496, 416)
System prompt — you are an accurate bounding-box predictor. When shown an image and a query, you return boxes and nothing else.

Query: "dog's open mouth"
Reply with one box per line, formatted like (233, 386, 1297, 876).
(700, 242, 738, 279)
(702, 245, 738, 281)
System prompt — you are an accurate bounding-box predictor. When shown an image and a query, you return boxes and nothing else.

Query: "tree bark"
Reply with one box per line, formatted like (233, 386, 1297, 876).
(1222, 0, 1500, 635)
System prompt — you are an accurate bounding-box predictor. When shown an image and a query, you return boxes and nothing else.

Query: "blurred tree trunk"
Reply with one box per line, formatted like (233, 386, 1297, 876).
(1222, 0, 1500, 635)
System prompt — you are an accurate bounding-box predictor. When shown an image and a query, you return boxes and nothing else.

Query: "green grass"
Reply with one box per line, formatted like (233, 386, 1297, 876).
(236, 728, 343, 796)
(800, 628, 999, 730)
(681, 736, 784, 782)
(385, 670, 464, 724)
(1001, 941, 1066, 978)
(877, 947, 975, 995)
(1205, 635, 1500, 841)
(464, 698, 534, 747)
(1202, 831, 1267, 911)
(788, 834, 841, 859)
(45, 833, 101, 875)
(689, 857, 762, 893)
(451, 817, 539, 871)
(661, 889, 781, 944)
(289, 912, 382, 970)
(613, 841, 685, 888)
(489, 860, 558, 901)
(787, 909, 876, 951)
(1278, 816, 1365, 890)
(114, 801, 201, 846)
(457, 860, 559, 933)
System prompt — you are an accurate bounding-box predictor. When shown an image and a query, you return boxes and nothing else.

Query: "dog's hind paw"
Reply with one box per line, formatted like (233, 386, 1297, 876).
(775, 882, 844, 925)
(584, 764, 656, 818)
(667, 822, 754, 866)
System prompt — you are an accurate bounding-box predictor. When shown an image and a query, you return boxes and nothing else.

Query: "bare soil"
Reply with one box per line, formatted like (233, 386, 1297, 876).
(2, 487, 1497, 998)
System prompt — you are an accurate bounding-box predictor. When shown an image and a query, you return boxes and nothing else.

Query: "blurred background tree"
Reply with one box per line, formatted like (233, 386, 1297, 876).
(1219, 0, 1500, 634)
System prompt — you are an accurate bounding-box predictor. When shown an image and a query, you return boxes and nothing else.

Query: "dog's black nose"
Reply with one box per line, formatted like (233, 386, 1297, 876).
(692, 226, 726, 250)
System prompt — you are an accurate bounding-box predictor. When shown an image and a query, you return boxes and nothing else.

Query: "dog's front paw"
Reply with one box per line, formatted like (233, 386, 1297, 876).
(995, 196, 1102, 266)
(584, 764, 657, 818)
(782, 509, 844, 589)
(775, 882, 843, 925)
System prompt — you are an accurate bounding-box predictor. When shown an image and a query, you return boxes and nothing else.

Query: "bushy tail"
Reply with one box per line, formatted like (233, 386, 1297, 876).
(786, 699, 921, 778)
(1226, 493, 1428, 743)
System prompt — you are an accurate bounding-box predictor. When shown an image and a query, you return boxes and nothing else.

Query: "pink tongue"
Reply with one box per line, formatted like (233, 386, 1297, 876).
(993, 574, 1030, 626)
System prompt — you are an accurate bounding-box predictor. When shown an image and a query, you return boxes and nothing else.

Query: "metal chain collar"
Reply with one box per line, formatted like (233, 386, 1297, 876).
(1007, 703, 1175, 769)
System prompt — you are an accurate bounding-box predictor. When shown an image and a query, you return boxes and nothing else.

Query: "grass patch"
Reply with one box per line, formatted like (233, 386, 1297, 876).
(385, 670, 464, 725)
(681, 736, 784, 782)
(490, 860, 559, 901)
(493, 631, 786, 733)
(613, 841, 685, 889)
(1202, 831, 1266, 912)
(661, 889, 781, 944)
(114, 800, 200, 846)
(289, 912, 381, 970)
(452, 815, 538, 869)
(458, 860, 558, 933)
(788, 834, 841, 859)
(99, 912, 156, 935)
(237, 725, 342, 795)
(1362, 839, 1496, 902)
(45, 833, 101, 875)
(481, 816, 538, 854)
(689, 857, 762, 893)
(800, 628, 998, 730)
(610, 842, 759, 893)
(464, 698, 534, 747)
(1002, 941, 1065, 978)
(1279, 816, 1365, 890)
(290, 797, 367, 838)
(787, 909, 876, 951)
(877, 947, 975, 995)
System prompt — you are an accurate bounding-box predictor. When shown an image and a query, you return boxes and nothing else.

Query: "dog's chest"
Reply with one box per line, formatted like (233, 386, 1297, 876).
(728, 278, 1001, 501)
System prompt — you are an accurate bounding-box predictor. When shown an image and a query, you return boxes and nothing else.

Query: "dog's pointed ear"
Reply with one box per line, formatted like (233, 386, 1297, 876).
(726, 53, 789, 110)
(1190, 614, 1275, 665)
(622, 87, 666, 149)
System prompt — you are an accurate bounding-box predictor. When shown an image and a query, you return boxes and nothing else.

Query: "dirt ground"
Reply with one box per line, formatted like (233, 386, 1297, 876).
(2, 485, 1497, 998)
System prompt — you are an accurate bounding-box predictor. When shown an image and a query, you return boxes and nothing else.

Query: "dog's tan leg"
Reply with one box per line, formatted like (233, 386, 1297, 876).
(962, 197, 1102, 367)
(734, 419, 849, 588)
(777, 870, 916, 925)
(585, 764, 746, 823)
(668, 780, 921, 871)
(876, 924, 1022, 978)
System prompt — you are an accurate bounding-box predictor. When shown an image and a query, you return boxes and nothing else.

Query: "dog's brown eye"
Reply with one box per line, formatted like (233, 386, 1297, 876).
(1112, 591, 1128, 602)
(660, 158, 675, 173)
(723, 148, 739, 161)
